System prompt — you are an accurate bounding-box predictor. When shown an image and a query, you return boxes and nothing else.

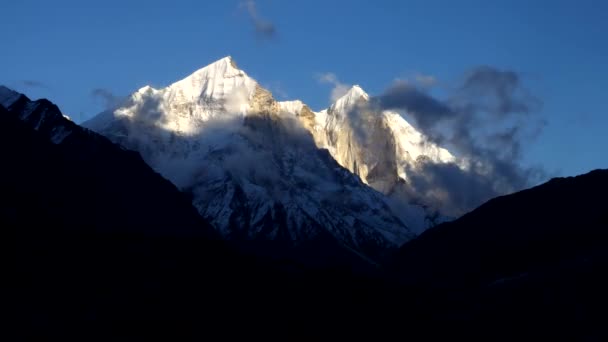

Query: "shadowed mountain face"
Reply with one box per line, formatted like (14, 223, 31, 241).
(0, 90, 215, 237)
(0, 94, 407, 338)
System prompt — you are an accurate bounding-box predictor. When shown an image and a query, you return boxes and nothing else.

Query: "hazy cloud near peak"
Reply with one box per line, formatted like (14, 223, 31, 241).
(91, 88, 123, 110)
(414, 73, 437, 87)
(315, 72, 351, 102)
(362, 66, 548, 216)
(373, 80, 454, 136)
(239, 0, 276, 40)
(453, 65, 542, 119)
(21, 80, 50, 89)
(264, 81, 289, 99)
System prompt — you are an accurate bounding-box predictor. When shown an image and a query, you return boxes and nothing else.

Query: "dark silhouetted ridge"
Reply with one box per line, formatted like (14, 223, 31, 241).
(389, 169, 608, 333)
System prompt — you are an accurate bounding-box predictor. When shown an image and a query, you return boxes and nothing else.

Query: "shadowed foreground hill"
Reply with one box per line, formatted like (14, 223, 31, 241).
(391, 168, 608, 332)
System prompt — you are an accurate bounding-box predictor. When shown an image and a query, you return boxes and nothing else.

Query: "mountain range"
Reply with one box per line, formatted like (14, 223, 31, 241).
(82, 56, 455, 264)
(2, 57, 607, 338)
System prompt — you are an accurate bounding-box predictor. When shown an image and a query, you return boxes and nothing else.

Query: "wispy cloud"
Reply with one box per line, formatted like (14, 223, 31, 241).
(239, 0, 276, 40)
(315, 72, 351, 102)
(21, 80, 50, 89)
(414, 73, 437, 87)
(91, 88, 123, 109)
(265, 81, 289, 99)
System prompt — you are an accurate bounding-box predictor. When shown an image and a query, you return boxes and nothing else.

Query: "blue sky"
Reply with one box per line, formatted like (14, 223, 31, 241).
(1, 0, 606, 177)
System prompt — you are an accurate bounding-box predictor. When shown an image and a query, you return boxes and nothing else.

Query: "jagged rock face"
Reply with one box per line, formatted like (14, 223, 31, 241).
(282, 86, 454, 191)
(326, 99, 400, 194)
(278, 85, 455, 231)
(84, 57, 414, 264)
(250, 85, 280, 115)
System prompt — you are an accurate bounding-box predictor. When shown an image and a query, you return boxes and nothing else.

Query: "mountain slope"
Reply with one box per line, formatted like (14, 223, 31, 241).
(84, 57, 415, 264)
(388, 169, 608, 327)
(392, 169, 608, 285)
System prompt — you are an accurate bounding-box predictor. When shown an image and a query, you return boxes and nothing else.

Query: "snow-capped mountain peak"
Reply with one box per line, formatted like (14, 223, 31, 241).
(164, 56, 257, 105)
(316, 83, 454, 182)
(330, 85, 369, 115)
(345, 84, 368, 99)
(87, 57, 262, 137)
(180, 55, 243, 81)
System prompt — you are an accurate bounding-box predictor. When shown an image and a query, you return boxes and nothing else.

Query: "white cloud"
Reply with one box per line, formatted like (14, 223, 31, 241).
(315, 72, 351, 102)
(415, 73, 437, 87)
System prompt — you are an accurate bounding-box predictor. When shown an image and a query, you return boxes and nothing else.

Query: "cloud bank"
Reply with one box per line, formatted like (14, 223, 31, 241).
(358, 66, 547, 216)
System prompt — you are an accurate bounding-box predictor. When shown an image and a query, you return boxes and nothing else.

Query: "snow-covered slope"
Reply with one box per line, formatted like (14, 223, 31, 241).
(84, 57, 416, 263)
